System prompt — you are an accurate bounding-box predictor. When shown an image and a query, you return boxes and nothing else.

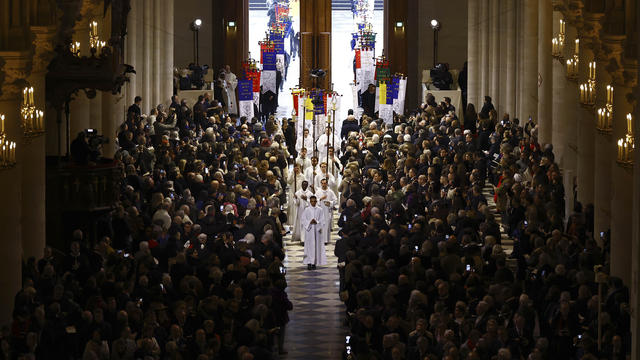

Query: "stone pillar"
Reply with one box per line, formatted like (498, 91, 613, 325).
(479, 0, 490, 100)
(21, 25, 56, 261)
(609, 77, 635, 285)
(592, 43, 613, 241)
(551, 10, 568, 168)
(142, 0, 152, 113)
(467, 0, 480, 108)
(163, 0, 175, 99)
(125, 0, 138, 105)
(0, 51, 28, 325)
(489, 0, 500, 110)
(537, 0, 552, 146)
(521, 0, 538, 121)
(505, 0, 517, 116)
(153, 0, 161, 107)
(102, 92, 125, 158)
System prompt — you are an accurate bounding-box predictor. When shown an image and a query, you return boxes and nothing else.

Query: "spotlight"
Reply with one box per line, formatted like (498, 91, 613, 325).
(191, 18, 202, 31)
(228, 21, 236, 28)
(430, 19, 441, 67)
(430, 19, 440, 30)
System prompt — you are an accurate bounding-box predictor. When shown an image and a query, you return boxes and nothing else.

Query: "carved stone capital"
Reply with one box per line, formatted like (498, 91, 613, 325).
(602, 35, 627, 86)
(0, 51, 33, 100)
(565, 1, 584, 26)
(30, 26, 57, 74)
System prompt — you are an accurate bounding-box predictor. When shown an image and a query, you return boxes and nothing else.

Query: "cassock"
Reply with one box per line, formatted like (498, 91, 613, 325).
(286, 170, 304, 226)
(315, 187, 337, 244)
(313, 171, 336, 191)
(301, 204, 327, 266)
(303, 165, 320, 189)
(293, 188, 314, 242)
(224, 71, 238, 115)
(295, 155, 312, 172)
(295, 134, 314, 153)
(316, 133, 341, 161)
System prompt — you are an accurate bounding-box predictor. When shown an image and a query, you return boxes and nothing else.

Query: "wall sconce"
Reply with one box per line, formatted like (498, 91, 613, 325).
(0, 115, 17, 170)
(395, 21, 404, 28)
(596, 85, 613, 132)
(70, 41, 80, 56)
(20, 87, 45, 138)
(228, 21, 236, 28)
(552, 19, 565, 60)
(617, 113, 634, 168)
(566, 57, 578, 80)
(579, 82, 595, 106)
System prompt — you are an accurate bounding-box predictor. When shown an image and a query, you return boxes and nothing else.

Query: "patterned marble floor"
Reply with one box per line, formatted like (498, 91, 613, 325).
(280, 215, 347, 360)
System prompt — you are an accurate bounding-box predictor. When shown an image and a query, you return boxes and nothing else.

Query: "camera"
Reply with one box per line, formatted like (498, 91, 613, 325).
(84, 129, 109, 153)
(279, 266, 286, 274)
(466, 264, 471, 272)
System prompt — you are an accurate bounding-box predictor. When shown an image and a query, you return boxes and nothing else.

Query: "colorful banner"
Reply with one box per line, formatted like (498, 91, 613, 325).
(238, 79, 253, 101)
(262, 52, 276, 71)
(379, 82, 387, 106)
(304, 97, 314, 121)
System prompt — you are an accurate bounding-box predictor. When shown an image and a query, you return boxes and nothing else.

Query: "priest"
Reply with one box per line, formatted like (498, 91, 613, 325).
(291, 178, 313, 242)
(315, 178, 337, 245)
(300, 195, 326, 270)
(224, 65, 238, 115)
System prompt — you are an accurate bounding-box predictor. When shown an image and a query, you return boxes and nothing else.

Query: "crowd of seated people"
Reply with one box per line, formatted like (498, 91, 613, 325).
(334, 94, 630, 360)
(10, 94, 295, 359)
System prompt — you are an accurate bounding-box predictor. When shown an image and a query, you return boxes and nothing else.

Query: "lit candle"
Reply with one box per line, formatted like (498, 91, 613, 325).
(560, 19, 565, 34)
(0, 114, 4, 133)
(29, 87, 34, 106)
(618, 139, 623, 160)
(580, 84, 585, 103)
(11, 143, 14, 162)
(627, 113, 633, 134)
(575, 39, 579, 54)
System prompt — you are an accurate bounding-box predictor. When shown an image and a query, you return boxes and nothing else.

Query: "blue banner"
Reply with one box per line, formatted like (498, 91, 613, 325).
(270, 31, 285, 55)
(238, 79, 253, 101)
(262, 52, 276, 71)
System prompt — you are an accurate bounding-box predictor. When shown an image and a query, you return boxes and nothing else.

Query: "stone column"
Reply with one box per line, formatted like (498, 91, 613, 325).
(125, 0, 138, 105)
(505, 0, 517, 116)
(21, 26, 56, 261)
(521, 0, 538, 121)
(563, 24, 580, 219)
(592, 47, 613, 241)
(163, 0, 175, 99)
(489, 0, 500, 110)
(609, 73, 635, 286)
(0, 51, 28, 325)
(575, 45, 595, 208)
(153, 0, 161, 107)
(142, 0, 152, 113)
(102, 92, 125, 158)
(537, 0, 552, 146)
(479, 0, 490, 100)
(467, 0, 480, 108)
(551, 10, 568, 168)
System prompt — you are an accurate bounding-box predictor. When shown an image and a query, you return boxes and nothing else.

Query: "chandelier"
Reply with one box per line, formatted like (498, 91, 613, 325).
(0, 115, 17, 170)
(20, 87, 45, 137)
(617, 113, 634, 168)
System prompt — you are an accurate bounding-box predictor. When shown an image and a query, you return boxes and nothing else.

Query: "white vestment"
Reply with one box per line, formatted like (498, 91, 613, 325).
(313, 170, 336, 191)
(315, 187, 337, 244)
(300, 204, 327, 265)
(303, 165, 320, 190)
(286, 170, 304, 226)
(295, 156, 312, 173)
(295, 134, 314, 153)
(316, 133, 341, 161)
(292, 188, 314, 241)
(224, 71, 238, 115)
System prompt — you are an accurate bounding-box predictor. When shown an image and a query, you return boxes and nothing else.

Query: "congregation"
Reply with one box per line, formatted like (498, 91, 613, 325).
(4, 81, 631, 360)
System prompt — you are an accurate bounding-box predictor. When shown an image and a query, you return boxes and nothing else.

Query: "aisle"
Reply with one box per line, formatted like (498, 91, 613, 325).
(280, 215, 347, 359)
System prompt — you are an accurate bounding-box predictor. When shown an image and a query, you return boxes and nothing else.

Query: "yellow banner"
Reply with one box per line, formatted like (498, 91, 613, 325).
(305, 97, 314, 120)
(379, 83, 387, 105)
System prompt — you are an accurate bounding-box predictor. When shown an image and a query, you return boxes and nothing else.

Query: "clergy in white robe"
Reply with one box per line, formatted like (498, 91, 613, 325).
(295, 148, 313, 172)
(224, 65, 238, 115)
(293, 181, 314, 242)
(300, 196, 327, 268)
(286, 165, 304, 226)
(315, 178, 337, 244)
(303, 157, 320, 190)
(327, 147, 342, 196)
(313, 162, 336, 191)
(316, 126, 341, 162)
(295, 129, 314, 154)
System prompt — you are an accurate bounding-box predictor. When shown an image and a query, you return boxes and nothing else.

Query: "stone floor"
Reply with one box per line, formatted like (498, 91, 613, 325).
(279, 215, 347, 360)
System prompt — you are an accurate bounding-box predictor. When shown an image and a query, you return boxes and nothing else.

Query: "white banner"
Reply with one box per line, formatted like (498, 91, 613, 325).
(397, 77, 407, 115)
(239, 100, 254, 120)
(379, 104, 393, 126)
(253, 92, 260, 107)
(261, 70, 277, 94)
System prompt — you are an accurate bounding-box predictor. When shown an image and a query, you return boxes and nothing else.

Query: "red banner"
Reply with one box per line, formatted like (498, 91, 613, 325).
(247, 70, 261, 92)
(355, 49, 361, 69)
